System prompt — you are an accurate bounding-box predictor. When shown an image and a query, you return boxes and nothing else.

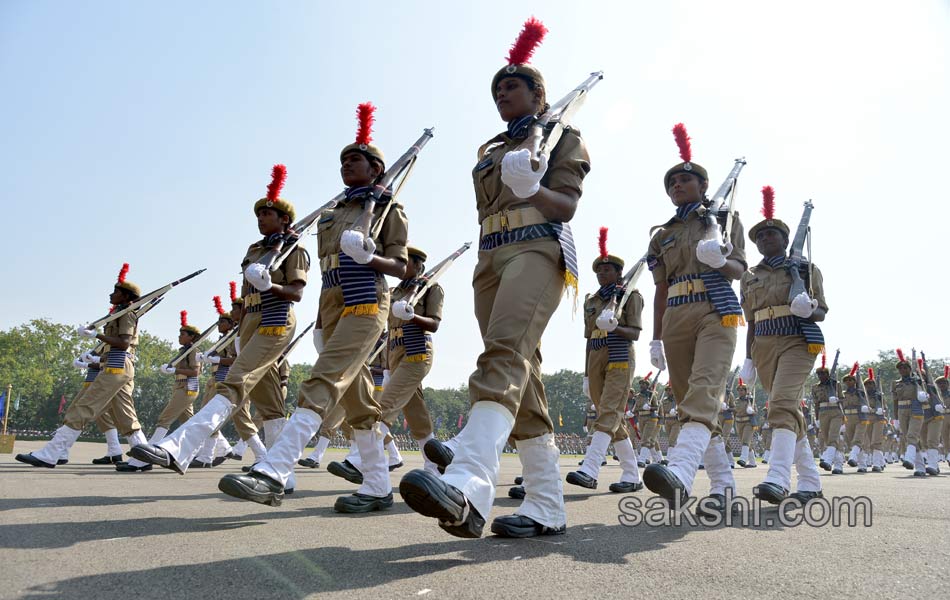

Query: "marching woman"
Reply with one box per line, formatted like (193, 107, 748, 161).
(642, 124, 744, 517)
(738, 186, 826, 504)
(400, 18, 590, 538)
(219, 103, 409, 513)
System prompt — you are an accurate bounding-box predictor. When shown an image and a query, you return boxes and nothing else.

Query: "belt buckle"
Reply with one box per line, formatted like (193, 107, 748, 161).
(768, 306, 775, 320)
(500, 212, 509, 232)
(686, 280, 694, 295)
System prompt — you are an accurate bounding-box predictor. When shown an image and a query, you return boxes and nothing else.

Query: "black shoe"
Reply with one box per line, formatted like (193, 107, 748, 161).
(128, 444, 183, 474)
(696, 493, 741, 520)
(189, 459, 213, 468)
(612, 455, 619, 461)
(388, 461, 404, 472)
(925, 467, 940, 476)
(57, 459, 69, 465)
(211, 456, 227, 467)
(642, 464, 688, 507)
(698, 464, 705, 470)
(399, 469, 484, 538)
(609, 481, 644, 494)
(788, 490, 823, 504)
(297, 458, 320, 469)
(856, 468, 867, 474)
(913, 471, 926, 477)
(601, 460, 608, 466)
(748, 462, 757, 468)
(577, 460, 584, 466)
(423, 439, 454, 474)
(847, 458, 858, 467)
(660, 459, 669, 466)
(508, 485, 525, 499)
(92, 454, 123, 465)
(753, 482, 789, 505)
(637, 461, 646, 468)
(15, 453, 55, 468)
(490, 514, 566, 538)
(115, 462, 153, 472)
(514, 476, 524, 485)
(218, 472, 284, 507)
(565, 470, 597, 489)
(831, 468, 843, 475)
(327, 460, 363, 485)
(334, 492, 394, 513)
(241, 464, 256, 473)
(229, 453, 243, 461)
(736, 459, 747, 467)
(902, 459, 914, 470)
(819, 460, 831, 471)
(871, 466, 883, 473)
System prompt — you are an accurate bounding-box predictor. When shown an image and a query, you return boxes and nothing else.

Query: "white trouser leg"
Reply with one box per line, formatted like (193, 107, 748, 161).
(872, 450, 884, 468)
(262, 418, 286, 450)
(927, 449, 939, 471)
(665, 422, 711, 495)
(157, 395, 232, 472)
(793, 435, 822, 492)
(514, 433, 566, 528)
(849, 445, 861, 463)
(124, 430, 151, 468)
(232, 439, 248, 457)
(354, 427, 391, 497)
(441, 401, 515, 521)
(344, 439, 362, 471)
(253, 409, 322, 487)
(246, 434, 267, 462)
(833, 451, 844, 470)
(763, 429, 796, 491)
(914, 447, 926, 472)
(148, 427, 169, 446)
(820, 445, 836, 464)
(415, 433, 439, 474)
(740, 445, 749, 463)
(638, 446, 651, 463)
(196, 437, 216, 463)
(578, 431, 610, 480)
(905, 444, 918, 465)
(33, 426, 82, 464)
(614, 437, 641, 484)
(104, 429, 122, 456)
(308, 436, 331, 463)
(703, 435, 736, 496)
(379, 423, 403, 466)
(214, 433, 232, 457)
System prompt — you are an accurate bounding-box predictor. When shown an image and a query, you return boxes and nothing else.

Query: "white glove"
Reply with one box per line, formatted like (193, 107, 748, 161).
(746, 406, 755, 415)
(72, 358, 89, 369)
(500, 148, 547, 198)
(196, 351, 208, 364)
(721, 401, 729, 411)
(875, 407, 884, 416)
(340, 230, 376, 264)
(624, 410, 634, 419)
(642, 402, 651, 411)
(935, 404, 945, 413)
(313, 328, 324, 353)
(582, 376, 590, 399)
(244, 263, 273, 291)
(860, 405, 869, 413)
(205, 354, 220, 364)
(582, 426, 588, 433)
(595, 309, 618, 332)
(789, 292, 819, 318)
(695, 238, 731, 269)
(763, 422, 771, 430)
(829, 396, 839, 404)
(649, 340, 666, 370)
(917, 390, 930, 402)
(739, 358, 756, 383)
(392, 300, 415, 321)
(76, 325, 98, 339)
(382, 369, 391, 388)
(160, 364, 176, 375)
(669, 409, 677, 417)
(839, 424, 846, 434)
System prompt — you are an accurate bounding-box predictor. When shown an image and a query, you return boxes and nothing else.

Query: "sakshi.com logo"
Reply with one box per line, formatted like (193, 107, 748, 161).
(618, 490, 873, 528)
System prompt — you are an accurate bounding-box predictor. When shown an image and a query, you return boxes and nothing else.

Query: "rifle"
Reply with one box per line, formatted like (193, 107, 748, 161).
(350, 128, 435, 241)
(81, 297, 165, 363)
(646, 369, 665, 407)
(256, 192, 346, 272)
(786, 200, 815, 303)
(85, 269, 206, 329)
(397, 242, 472, 308)
(698, 157, 747, 246)
(603, 254, 648, 319)
(726, 366, 741, 396)
(203, 327, 238, 359)
(920, 351, 945, 407)
(910, 348, 929, 408)
(167, 322, 218, 368)
(527, 71, 604, 170)
(826, 348, 841, 414)
(277, 320, 316, 368)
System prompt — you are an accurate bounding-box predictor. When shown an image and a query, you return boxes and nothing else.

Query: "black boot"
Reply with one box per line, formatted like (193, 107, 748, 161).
(491, 514, 566, 538)
(399, 469, 484, 538)
(218, 472, 285, 507)
(15, 453, 55, 468)
(128, 444, 183, 474)
(513, 476, 524, 485)
(753, 482, 789, 505)
(297, 457, 320, 469)
(788, 490, 823, 504)
(819, 460, 832, 471)
(334, 493, 394, 513)
(565, 470, 597, 489)
(695, 493, 740, 520)
(92, 454, 123, 465)
(642, 464, 688, 506)
(508, 486, 525, 499)
(423, 439, 454, 474)
(608, 481, 644, 493)
(327, 460, 363, 485)
(115, 462, 153, 472)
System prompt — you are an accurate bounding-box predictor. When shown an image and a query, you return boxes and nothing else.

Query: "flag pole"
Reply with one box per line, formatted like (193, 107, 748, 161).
(1, 384, 10, 435)
(0, 384, 13, 453)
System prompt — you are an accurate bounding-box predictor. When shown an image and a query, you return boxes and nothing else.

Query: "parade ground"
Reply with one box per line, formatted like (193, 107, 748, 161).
(2, 441, 947, 599)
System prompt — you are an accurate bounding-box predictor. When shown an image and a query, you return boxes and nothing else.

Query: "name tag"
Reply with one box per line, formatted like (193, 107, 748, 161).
(475, 157, 493, 172)
(661, 236, 676, 247)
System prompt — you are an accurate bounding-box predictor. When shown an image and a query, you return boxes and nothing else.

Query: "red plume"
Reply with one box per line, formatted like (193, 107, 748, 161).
(108, 305, 116, 314)
(944, 365, 949, 378)
(918, 358, 924, 371)
(896, 348, 906, 362)
(821, 349, 827, 369)
(180, 310, 188, 328)
(355, 102, 376, 145)
(738, 378, 744, 386)
(849, 362, 859, 377)
(213, 296, 225, 316)
(506, 17, 548, 65)
(761, 186, 775, 220)
(868, 367, 875, 381)
(229, 281, 238, 302)
(672, 123, 692, 163)
(117, 263, 129, 284)
(598, 227, 608, 260)
(644, 371, 653, 380)
(266, 164, 287, 202)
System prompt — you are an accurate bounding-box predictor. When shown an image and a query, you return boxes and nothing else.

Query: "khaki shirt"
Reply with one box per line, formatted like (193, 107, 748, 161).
(648, 208, 746, 285)
(103, 308, 139, 354)
(582, 288, 644, 339)
(174, 346, 200, 387)
(211, 334, 235, 378)
(388, 283, 445, 331)
(735, 394, 754, 422)
(740, 261, 828, 322)
(315, 197, 409, 264)
(635, 388, 658, 416)
(473, 129, 590, 224)
(812, 381, 841, 411)
(240, 243, 308, 300)
(840, 387, 867, 417)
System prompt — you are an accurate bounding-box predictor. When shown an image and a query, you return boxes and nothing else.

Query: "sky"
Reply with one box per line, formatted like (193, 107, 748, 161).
(1, 1, 948, 388)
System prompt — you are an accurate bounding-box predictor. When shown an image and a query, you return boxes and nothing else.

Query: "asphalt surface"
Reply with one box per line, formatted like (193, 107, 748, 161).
(2, 441, 948, 599)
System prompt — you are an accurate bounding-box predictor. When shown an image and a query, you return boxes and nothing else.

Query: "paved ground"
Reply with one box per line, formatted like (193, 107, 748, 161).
(1, 441, 948, 599)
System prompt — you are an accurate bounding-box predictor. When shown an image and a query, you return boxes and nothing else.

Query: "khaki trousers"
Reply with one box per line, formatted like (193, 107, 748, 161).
(587, 345, 633, 442)
(867, 419, 885, 452)
(380, 344, 434, 439)
(736, 420, 754, 445)
(941, 416, 950, 452)
(818, 410, 844, 452)
(898, 408, 912, 453)
(844, 417, 868, 449)
(752, 335, 813, 439)
(297, 282, 389, 431)
(924, 417, 943, 450)
(904, 414, 923, 448)
(156, 384, 197, 429)
(63, 356, 141, 436)
(662, 301, 735, 434)
(639, 417, 659, 449)
(69, 380, 118, 434)
(666, 421, 681, 447)
(469, 239, 564, 438)
(248, 363, 288, 421)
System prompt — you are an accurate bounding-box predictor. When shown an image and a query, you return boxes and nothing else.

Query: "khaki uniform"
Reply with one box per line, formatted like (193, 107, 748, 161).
(468, 127, 589, 438)
(64, 308, 141, 436)
(379, 283, 444, 439)
(648, 207, 746, 432)
(295, 194, 408, 430)
(659, 388, 679, 447)
(758, 402, 772, 451)
(940, 387, 950, 454)
(863, 382, 886, 453)
(156, 346, 200, 429)
(734, 393, 756, 447)
(922, 385, 943, 452)
(840, 386, 868, 450)
(216, 243, 308, 419)
(740, 261, 827, 439)
(892, 377, 927, 452)
(633, 388, 660, 450)
(583, 287, 643, 443)
(813, 381, 844, 454)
